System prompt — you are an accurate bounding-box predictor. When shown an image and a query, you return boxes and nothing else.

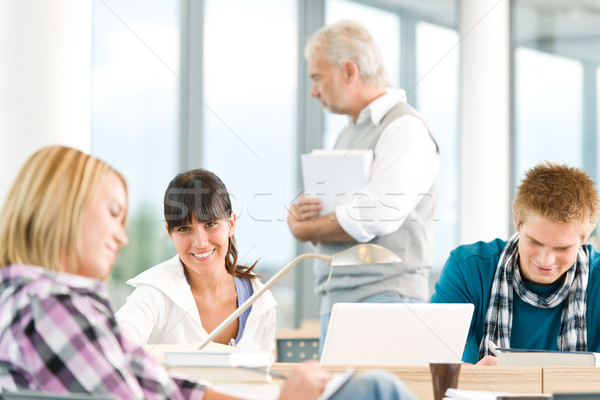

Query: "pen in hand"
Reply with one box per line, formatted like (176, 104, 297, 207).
(487, 340, 499, 357)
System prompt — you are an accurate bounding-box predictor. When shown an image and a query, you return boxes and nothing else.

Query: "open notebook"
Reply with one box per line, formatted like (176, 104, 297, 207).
(320, 303, 474, 366)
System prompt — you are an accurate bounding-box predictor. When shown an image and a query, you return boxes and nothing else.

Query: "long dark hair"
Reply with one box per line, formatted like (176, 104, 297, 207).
(164, 169, 259, 279)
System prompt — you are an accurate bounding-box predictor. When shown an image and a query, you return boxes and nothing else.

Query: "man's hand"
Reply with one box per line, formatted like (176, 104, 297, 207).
(287, 194, 354, 243)
(475, 355, 498, 366)
(288, 194, 323, 243)
(279, 361, 330, 400)
(292, 194, 323, 220)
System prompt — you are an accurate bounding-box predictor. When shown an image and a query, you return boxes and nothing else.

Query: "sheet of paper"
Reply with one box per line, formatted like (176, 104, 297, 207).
(301, 150, 373, 215)
(212, 383, 280, 400)
(212, 367, 354, 400)
(318, 368, 355, 400)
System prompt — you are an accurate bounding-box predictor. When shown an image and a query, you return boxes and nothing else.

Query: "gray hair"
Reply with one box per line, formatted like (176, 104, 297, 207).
(304, 20, 390, 88)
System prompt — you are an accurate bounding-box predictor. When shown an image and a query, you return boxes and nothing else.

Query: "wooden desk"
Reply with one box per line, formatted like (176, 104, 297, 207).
(271, 364, 542, 400)
(543, 367, 600, 394)
(147, 346, 600, 398)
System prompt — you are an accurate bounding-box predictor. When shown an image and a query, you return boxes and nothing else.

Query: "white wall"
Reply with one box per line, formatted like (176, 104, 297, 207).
(459, 0, 511, 244)
(0, 0, 92, 206)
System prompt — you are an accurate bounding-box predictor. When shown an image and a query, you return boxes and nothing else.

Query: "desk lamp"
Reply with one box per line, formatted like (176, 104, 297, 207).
(196, 243, 401, 350)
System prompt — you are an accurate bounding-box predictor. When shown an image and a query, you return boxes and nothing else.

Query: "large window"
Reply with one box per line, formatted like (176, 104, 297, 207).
(598, 67, 600, 179)
(324, 0, 401, 149)
(91, 0, 462, 325)
(513, 0, 600, 198)
(202, 0, 298, 327)
(92, 0, 180, 308)
(415, 21, 459, 279)
(514, 48, 583, 179)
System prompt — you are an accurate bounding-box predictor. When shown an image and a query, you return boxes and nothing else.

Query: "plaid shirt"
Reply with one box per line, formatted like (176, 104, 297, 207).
(0, 264, 207, 399)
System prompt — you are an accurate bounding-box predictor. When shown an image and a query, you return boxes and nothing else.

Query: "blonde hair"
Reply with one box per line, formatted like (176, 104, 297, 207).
(305, 20, 390, 88)
(514, 161, 599, 239)
(0, 146, 127, 273)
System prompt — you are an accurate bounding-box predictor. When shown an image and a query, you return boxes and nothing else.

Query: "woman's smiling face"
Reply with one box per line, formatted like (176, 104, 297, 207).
(169, 215, 236, 276)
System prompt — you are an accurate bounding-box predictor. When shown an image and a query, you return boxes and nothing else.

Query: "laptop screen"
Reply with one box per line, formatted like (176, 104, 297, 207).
(320, 303, 474, 366)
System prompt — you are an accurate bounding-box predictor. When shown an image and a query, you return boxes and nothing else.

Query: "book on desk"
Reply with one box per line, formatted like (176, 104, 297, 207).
(495, 347, 600, 367)
(166, 365, 274, 383)
(163, 349, 274, 383)
(444, 389, 600, 400)
(444, 388, 550, 400)
(163, 349, 273, 366)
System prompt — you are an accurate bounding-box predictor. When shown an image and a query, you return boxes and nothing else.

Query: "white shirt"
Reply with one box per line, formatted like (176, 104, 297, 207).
(334, 89, 440, 242)
(115, 255, 277, 352)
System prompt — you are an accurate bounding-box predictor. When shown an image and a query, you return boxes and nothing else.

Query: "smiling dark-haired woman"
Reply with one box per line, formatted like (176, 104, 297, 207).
(116, 168, 277, 352)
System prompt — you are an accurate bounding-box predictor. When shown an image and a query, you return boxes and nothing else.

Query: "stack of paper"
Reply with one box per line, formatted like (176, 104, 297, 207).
(211, 368, 354, 400)
(301, 149, 373, 215)
(496, 348, 600, 367)
(444, 388, 550, 400)
(163, 349, 275, 382)
(211, 383, 280, 400)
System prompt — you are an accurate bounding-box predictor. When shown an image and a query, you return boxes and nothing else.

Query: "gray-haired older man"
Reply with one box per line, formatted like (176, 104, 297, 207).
(287, 20, 440, 348)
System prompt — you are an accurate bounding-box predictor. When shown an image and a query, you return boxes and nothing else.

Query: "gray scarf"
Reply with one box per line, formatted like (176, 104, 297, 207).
(478, 232, 589, 361)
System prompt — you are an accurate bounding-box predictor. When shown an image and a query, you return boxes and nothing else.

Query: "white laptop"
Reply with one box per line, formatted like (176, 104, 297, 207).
(320, 303, 474, 366)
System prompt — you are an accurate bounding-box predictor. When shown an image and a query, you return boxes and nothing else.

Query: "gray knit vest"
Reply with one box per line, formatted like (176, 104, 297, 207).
(314, 101, 439, 315)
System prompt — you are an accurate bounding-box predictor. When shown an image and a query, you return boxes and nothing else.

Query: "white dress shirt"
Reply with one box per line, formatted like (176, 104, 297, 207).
(334, 89, 440, 242)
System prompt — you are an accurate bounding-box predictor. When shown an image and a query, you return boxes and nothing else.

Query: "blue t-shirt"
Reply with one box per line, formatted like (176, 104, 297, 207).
(430, 239, 600, 363)
(233, 276, 254, 344)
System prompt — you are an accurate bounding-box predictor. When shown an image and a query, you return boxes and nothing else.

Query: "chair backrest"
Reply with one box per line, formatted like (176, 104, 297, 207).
(0, 390, 116, 400)
(276, 337, 319, 362)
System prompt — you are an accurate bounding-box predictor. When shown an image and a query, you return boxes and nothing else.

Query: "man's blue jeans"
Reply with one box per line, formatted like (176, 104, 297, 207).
(330, 370, 418, 400)
(319, 291, 424, 355)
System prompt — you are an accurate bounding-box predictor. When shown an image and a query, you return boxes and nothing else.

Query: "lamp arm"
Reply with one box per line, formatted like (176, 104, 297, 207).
(196, 252, 332, 350)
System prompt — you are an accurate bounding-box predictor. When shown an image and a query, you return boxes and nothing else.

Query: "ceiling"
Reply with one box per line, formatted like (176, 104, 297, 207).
(354, 0, 600, 64)
(515, 0, 600, 64)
